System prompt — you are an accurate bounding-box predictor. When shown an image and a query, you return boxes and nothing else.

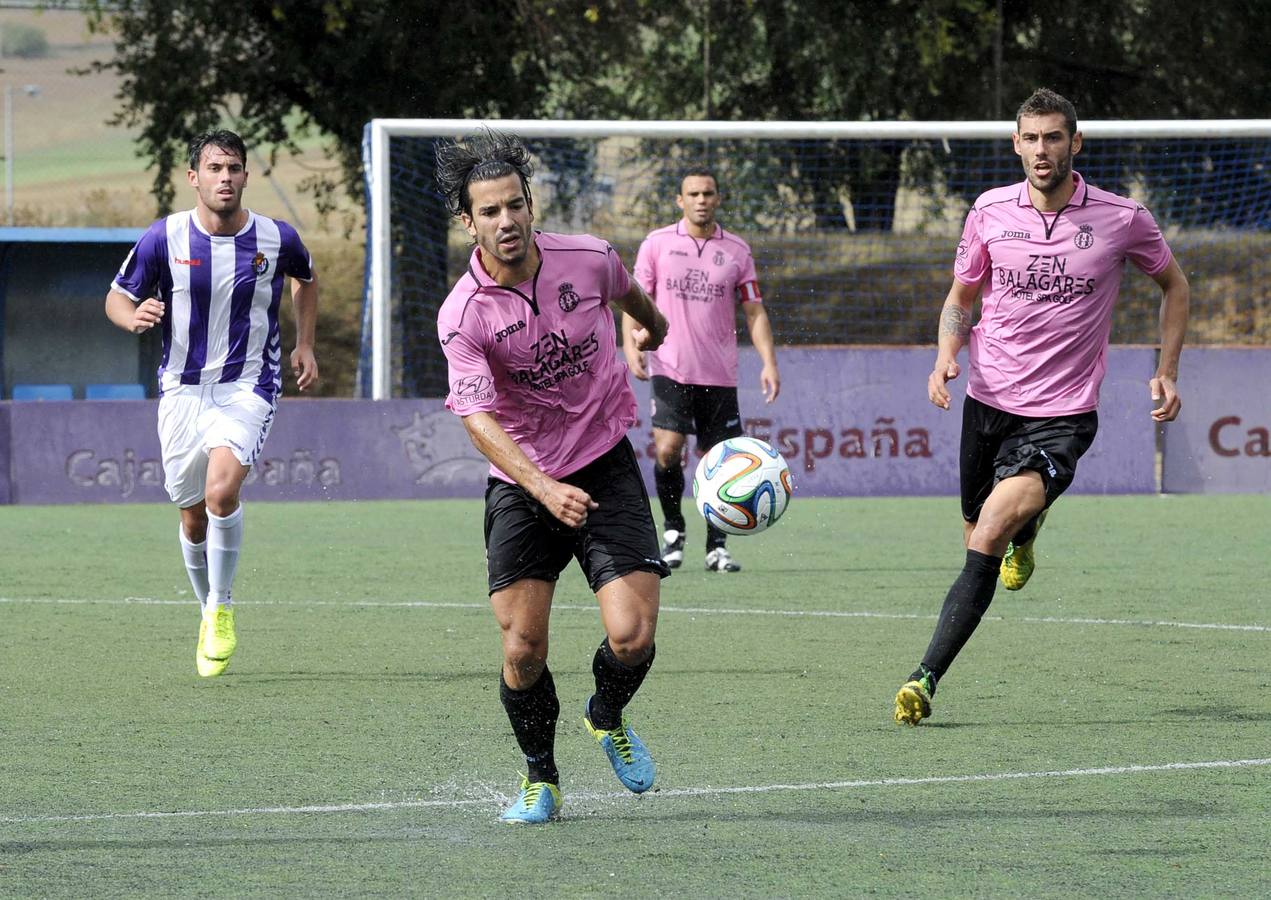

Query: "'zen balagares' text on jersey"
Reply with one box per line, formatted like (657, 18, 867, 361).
(438, 231, 638, 482)
(955, 172, 1173, 416)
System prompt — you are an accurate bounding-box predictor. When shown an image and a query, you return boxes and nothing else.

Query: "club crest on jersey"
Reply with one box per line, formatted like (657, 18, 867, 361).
(252, 252, 270, 275)
(1073, 224, 1095, 249)
(558, 282, 581, 312)
(713, 250, 725, 266)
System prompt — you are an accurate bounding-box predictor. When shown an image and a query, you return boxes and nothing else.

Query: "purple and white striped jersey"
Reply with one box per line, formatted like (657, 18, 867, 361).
(111, 210, 313, 402)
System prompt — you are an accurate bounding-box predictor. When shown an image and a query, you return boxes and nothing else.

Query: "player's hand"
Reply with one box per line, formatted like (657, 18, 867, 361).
(631, 312, 668, 353)
(761, 364, 780, 403)
(928, 359, 960, 410)
(291, 345, 319, 392)
(625, 347, 649, 381)
(541, 481, 598, 529)
(130, 298, 165, 334)
(1149, 374, 1181, 422)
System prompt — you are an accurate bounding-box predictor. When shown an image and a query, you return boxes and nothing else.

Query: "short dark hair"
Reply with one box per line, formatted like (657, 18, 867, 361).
(1016, 88, 1078, 137)
(679, 166, 719, 192)
(434, 127, 534, 217)
(188, 129, 247, 171)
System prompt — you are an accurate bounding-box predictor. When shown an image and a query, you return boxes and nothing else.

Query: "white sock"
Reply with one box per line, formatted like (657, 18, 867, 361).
(179, 526, 209, 613)
(206, 505, 244, 611)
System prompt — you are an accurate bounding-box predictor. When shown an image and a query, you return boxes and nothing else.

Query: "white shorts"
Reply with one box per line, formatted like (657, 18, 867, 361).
(157, 383, 276, 507)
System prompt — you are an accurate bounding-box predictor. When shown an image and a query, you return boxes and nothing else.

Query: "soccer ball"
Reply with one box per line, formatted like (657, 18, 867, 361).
(692, 437, 792, 536)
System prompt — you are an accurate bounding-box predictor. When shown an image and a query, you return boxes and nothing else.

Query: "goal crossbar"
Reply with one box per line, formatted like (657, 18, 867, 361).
(365, 118, 1271, 399)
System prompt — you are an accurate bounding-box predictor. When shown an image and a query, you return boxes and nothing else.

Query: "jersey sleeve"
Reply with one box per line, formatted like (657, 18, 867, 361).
(605, 244, 633, 302)
(110, 221, 166, 302)
(632, 237, 656, 295)
(440, 324, 497, 416)
(1124, 204, 1173, 277)
(735, 246, 762, 304)
(277, 220, 315, 282)
(953, 207, 990, 286)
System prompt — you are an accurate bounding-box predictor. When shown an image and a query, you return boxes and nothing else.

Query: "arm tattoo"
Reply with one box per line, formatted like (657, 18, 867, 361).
(939, 304, 972, 339)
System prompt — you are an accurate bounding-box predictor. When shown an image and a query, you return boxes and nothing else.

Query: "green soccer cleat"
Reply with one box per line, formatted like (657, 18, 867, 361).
(894, 672, 934, 726)
(583, 700, 655, 793)
(1001, 510, 1048, 591)
(201, 606, 237, 663)
(500, 776, 562, 825)
(195, 618, 229, 678)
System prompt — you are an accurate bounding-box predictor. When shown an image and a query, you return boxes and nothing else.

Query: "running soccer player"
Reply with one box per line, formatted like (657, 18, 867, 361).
(434, 129, 671, 824)
(105, 129, 319, 679)
(623, 167, 780, 573)
(893, 88, 1189, 726)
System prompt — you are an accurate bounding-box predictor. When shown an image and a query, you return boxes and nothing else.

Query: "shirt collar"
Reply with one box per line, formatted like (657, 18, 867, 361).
(1016, 171, 1087, 208)
(676, 220, 723, 239)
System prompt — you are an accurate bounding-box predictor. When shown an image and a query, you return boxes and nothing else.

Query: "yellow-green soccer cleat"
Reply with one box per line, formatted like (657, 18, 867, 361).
(1000, 510, 1048, 591)
(201, 606, 237, 666)
(195, 618, 229, 678)
(499, 776, 562, 825)
(894, 676, 933, 726)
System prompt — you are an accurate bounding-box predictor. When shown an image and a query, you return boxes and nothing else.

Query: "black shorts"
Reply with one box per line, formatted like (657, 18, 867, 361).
(484, 437, 670, 594)
(649, 375, 743, 450)
(960, 395, 1099, 522)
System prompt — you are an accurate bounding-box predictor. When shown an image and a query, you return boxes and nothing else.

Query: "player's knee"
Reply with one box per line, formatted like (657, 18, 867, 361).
(501, 625, 546, 659)
(606, 629, 655, 665)
(502, 642, 547, 683)
(182, 520, 208, 543)
(971, 508, 1016, 548)
(204, 486, 240, 517)
(654, 443, 685, 469)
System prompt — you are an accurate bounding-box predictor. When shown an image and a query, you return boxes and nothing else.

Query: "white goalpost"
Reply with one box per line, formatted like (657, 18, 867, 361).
(363, 118, 1271, 400)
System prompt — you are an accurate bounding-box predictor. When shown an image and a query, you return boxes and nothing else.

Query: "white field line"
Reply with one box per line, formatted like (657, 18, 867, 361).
(2, 757, 1267, 826)
(1, 596, 1267, 633)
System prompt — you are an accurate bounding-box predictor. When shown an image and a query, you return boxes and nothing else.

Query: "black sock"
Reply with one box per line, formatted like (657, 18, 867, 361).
(588, 638, 655, 730)
(706, 525, 727, 552)
(499, 668, 560, 785)
(654, 463, 685, 533)
(907, 664, 939, 696)
(919, 549, 1002, 682)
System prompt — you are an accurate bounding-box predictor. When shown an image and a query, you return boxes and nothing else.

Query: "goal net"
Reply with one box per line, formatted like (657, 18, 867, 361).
(362, 119, 1271, 398)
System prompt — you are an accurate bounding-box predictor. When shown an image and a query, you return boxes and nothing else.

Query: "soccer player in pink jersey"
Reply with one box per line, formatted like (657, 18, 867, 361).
(894, 89, 1189, 726)
(624, 168, 780, 573)
(105, 130, 320, 679)
(434, 129, 670, 824)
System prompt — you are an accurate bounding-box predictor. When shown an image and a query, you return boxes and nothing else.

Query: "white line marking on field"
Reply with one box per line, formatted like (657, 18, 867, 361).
(2, 758, 1267, 826)
(2, 596, 1266, 633)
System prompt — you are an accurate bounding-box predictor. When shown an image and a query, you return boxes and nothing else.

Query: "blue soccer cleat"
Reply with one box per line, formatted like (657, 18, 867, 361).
(499, 776, 562, 825)
(583, 699, 655, 793)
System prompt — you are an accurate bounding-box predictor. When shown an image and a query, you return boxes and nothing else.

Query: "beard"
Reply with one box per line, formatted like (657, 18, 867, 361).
(1025, 154, 1072, 195)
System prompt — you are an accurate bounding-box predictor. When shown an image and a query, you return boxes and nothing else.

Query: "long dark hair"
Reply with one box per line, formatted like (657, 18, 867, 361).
(434, 127, 534, 217)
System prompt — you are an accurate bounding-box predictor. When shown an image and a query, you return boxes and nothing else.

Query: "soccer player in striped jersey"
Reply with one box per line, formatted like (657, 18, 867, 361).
(624, 168, 780, 573)
(435, 128, 670, 824)
(105, 129, 319, 678)
(893, 89, 1189, 726)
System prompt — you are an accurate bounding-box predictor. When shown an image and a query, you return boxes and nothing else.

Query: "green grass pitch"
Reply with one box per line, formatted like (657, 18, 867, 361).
(2, 495, 1268, 897)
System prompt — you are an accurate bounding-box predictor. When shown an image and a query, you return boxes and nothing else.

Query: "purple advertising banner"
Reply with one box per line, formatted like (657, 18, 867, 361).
(1161, 348, 1271, 493)
(2, 399, 491, 505)
(627, 347, 1159, 497)
(1, 347, 1160, 505)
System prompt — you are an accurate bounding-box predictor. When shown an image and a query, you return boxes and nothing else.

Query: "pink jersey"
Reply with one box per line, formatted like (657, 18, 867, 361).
(634, 221, 762, 387)
(439, 231, 637, 482)
(954, 172, 1174, 416)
